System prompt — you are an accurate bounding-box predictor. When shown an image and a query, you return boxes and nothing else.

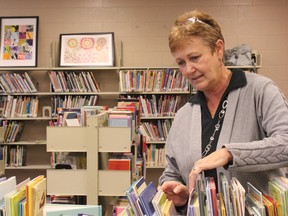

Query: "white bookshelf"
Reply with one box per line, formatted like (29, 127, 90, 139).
(46, 114, 132, 205)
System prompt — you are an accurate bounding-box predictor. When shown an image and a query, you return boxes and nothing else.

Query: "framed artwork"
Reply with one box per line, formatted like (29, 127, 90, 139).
(0, 16, 39, 67)
(59, 32, 115, 67)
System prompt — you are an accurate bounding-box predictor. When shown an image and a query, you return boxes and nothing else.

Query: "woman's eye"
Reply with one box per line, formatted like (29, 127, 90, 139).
(190, 56, 200, 61)
(177, 60, 185, 66)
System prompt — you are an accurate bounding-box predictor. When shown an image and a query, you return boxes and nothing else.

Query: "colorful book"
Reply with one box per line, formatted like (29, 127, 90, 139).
(25, 175, 45, 216)
(138, 181, 157, 216)
(43, 204, 102, 216)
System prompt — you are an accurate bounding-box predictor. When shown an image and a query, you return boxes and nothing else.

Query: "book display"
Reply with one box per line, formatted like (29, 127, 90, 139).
(0, 175, 47, 216)
(186, 172, 288, 216)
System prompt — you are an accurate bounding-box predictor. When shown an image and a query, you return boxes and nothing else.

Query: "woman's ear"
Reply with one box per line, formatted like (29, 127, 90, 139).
(215, 39, 225, 59)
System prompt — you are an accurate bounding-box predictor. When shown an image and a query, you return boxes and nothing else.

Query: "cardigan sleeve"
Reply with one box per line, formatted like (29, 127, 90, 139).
(225, 77, 288, 172)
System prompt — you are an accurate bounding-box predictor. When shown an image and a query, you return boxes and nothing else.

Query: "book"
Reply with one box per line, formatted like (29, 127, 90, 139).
(0, 176, 16, 201)
(108, 158, 131, 170)
(187, 190, 200, 216)
(246, 182, 266, 216)
(162, 199, 177, 216)
(32, 177, 46, 216)
(25, 175, 45, 216)
(196, 173, 206, 216)
(108, 114, 132, 128)
(9, 186, 26, 216)
(151, 190, 167, 216)
(138, 181, 157, 216)
(231, 177, 245, 216)
(43, 204, 102, 216)
(268, 178, 287, 215)
(219, 172, 232, 216)
(133, 176, 147, 197)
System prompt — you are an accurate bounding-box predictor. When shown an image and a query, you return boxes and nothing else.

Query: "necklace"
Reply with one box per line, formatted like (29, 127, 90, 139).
(202, 99, 228, 157)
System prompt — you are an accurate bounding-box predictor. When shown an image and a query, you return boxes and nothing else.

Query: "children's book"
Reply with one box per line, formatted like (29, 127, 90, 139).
(138, 181, 157, 216)
(152, 190, 167, 216)
(43, 204, 102, 216)
(25, 175, 45, 216)
(32, 177, 46, 216)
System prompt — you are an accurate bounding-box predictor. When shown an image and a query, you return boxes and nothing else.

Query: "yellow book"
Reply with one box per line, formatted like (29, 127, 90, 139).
(25, 175, 44, 216)
(32, 178, 46, 216)
(262, 195, 275, 216)
(268, 181, 284, 216)
(162, 199, 177, 216)
(10, 187, 26, 216)
(218, 193, 226, 216)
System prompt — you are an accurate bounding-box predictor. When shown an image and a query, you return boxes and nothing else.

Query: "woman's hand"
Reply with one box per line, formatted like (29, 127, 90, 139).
(159, 181, 189, 206)
(188, 147, 233, 192)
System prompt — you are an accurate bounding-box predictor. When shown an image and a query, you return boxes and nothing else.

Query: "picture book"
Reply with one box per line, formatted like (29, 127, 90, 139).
(25, 175, 45, 216)
(43, 204, 102, 216)
(32, 177, 46, 216)
(152, 190, 167, 216)
(162, 199, 177, 216)
(0, 176, 16, 201)
(138, 181, 157, 216)
(9, 186, 26, 216)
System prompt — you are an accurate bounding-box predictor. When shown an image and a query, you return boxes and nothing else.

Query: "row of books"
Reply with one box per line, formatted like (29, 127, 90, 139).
(139, 95, 182, 117)
(49, 106, 106, 127)
(188, 172, 288, 216)
(146, 144, 165, 167)
(51, 95, 98, 118)
(119, 69, 190, 92)
(48, 71, 100, 93)
(0, 145, 26, 167)
(138, 119, 172, 142)
(0, 95, 39, 118)
(2, 121, 24, 143)
(0, 72, 37, 93)
(124, 176, 177, 216)
(0, 175, 46, 216)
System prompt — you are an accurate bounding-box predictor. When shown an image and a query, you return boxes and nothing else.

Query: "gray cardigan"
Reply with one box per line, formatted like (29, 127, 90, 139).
(159, 71, 288, 193)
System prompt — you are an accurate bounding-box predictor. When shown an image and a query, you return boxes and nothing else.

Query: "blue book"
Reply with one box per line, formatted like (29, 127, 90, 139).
(138, 182, 157, 216)
(44, 204, 102, 216)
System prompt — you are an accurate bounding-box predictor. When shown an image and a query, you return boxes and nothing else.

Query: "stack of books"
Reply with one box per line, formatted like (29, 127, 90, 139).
(0, 175, 46, 216)
(124, 176, 177, 216)
(118, 172, 288, 216)
(187, 172, 288, 216)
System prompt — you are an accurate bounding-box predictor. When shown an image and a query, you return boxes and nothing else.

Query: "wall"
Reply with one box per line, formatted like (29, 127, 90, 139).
(0, 0, 287, 96)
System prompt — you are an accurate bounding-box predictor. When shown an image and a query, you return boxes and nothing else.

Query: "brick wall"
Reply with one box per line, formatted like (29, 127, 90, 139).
(0, 0, 287, 95)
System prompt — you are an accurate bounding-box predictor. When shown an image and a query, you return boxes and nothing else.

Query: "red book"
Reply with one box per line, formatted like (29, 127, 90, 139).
(108, 159, 131, 170)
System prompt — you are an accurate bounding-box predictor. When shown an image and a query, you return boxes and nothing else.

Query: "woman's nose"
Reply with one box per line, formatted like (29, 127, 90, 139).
(185, 61, 196, 74)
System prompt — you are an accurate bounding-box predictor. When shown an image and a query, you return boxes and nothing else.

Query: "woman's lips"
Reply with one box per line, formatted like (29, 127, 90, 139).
(192, 74, 203, 81)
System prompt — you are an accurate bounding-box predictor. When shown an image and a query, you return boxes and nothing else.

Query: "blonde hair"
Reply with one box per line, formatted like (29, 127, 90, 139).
(169, 10, 224, 53)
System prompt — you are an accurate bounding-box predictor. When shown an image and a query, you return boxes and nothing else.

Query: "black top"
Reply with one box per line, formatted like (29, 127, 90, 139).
(189, 69, 247, 189)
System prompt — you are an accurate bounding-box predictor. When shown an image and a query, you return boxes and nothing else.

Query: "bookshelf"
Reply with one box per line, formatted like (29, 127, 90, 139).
(118, 68, 194, 187)
(46, 113, 133, 205)
(0, 67, 120, 184)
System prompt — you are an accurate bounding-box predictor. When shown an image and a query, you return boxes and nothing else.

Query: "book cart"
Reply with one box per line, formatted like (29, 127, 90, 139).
(46, 112, 133, 205)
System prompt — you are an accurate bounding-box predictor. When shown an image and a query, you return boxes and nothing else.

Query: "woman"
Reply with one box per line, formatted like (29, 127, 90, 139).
(158, 10, 288, 208)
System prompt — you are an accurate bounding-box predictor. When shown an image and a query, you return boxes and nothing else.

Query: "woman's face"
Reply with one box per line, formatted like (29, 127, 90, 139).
(173, 37, 224, 93)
